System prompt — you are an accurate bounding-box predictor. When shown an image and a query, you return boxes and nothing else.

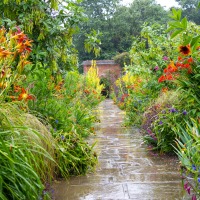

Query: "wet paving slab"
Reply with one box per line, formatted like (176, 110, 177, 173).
(53, 99, 190, 200)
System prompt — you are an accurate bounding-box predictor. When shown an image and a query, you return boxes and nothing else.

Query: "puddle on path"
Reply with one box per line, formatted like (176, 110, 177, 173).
(53, 99, 190, 200)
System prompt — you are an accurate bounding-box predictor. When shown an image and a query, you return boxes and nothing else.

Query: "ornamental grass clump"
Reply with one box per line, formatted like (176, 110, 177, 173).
(173, 119, 200, 199)
(0, 102, 57, 200)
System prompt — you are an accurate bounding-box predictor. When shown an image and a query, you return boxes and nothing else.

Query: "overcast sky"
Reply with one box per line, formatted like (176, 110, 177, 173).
(121, 0, 179, 9)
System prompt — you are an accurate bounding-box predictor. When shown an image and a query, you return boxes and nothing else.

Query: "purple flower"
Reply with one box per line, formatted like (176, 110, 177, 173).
(55, 119, 59, 124)
(147, 129, 152, 134)
(192, 195, 197, 200)
(154, 66, 159, 71)
(61, 135, 65, 140)
(161, 110, 166, 114)
(169, 108, 177, 113)
(192, 164, 196, 171)
(152, 135, 157, 141)
(163, 56, 169, 61)
(198, 177, 200, 183)
(159, 121, 163, 125)
(183, 110, 187, 115)
(169, 108, 176, 113)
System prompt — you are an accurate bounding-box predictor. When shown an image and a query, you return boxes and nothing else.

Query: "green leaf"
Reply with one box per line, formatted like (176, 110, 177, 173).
(170, 8, 182, 20)
(190, 35, 200, 48)
(183, 34, 192, 46)
(166, 26, 174, 33)
(168, 21, 183, 29)
(198, 2, 200, 9)
(177, 9, 182, 20)
(181, 17, 187, 29)
(170, 29, 183, 39)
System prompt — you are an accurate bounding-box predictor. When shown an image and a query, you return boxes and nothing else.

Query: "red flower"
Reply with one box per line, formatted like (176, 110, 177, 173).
(12, 31, 27, 43)
(163, 61, 178, 73)
(165, 74, 173, 81)
(158, 75, 166, 83)
(187, 57, 193, 63)
(176, 62, 183, 68)
(121, 93, 129, 102)
(183, 63, 190, 68)
(178, 56, 182, 61)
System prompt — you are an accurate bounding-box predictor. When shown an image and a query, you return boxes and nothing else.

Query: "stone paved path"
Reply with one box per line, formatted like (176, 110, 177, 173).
(54, 99, 190, 200)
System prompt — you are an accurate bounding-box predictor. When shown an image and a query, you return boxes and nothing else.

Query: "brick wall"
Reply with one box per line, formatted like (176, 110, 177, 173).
(82, 60, 121, 80)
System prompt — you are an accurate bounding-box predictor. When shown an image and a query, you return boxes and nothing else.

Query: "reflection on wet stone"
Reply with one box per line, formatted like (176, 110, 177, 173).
(54, 99, 190, 200)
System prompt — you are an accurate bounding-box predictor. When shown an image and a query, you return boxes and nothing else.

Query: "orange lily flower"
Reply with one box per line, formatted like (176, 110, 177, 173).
(18, 88, 35, 101)
(0, 49, 13, 58)
(24, 40, 32, 47)
(9, 96, 17, 101)
(14, 85, 21, 92)
(0, 36, 6, 44)
(16, 43, 31, 53)
(12, 32, 27, 42)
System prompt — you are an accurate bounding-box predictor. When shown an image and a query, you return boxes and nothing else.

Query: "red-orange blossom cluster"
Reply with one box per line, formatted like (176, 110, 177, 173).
(158, 44, 193, 83)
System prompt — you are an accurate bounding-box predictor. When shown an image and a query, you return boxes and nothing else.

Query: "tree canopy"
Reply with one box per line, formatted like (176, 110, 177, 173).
(175, 0, 200, 24)
(75, 0, 170, 63)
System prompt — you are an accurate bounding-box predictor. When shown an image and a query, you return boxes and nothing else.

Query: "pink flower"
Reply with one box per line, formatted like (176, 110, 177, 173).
(192, 195, 197, 200)
(163, 56, 169, 61)
(184, 182, 191, 195)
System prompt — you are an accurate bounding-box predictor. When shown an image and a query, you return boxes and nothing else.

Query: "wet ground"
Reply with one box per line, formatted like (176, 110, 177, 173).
(54, 99, 190, 200)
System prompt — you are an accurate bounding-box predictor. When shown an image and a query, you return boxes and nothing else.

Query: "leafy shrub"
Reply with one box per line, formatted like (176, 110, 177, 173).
(141, 90, 190, 153)
(113, 52, 131, 68)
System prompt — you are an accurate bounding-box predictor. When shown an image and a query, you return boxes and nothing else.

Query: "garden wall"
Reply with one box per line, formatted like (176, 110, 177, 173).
(82, 60, 121, 81)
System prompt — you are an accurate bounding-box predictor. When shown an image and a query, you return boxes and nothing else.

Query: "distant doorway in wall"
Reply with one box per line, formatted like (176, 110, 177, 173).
(100, 77, 110, 98)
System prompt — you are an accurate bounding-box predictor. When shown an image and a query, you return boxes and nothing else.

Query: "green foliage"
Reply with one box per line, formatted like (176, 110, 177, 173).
(84, 30, 102, 57)
(0, 0, 84, 71)
(113, 52, 131, 68)
(123, 9, 200, 156)
(167, 7, 200, 52)
(24, 65, 103, 178)
(75, 0, 169, 62)
(175, 0, 200, 25)
(174, 119, 200, 196)
(111, 6, 200, 197)
(118, 23, 181, 126)
(0, 103, 56, 200)
(0, 25, 104, 199)
(53, 130, 97, 177)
